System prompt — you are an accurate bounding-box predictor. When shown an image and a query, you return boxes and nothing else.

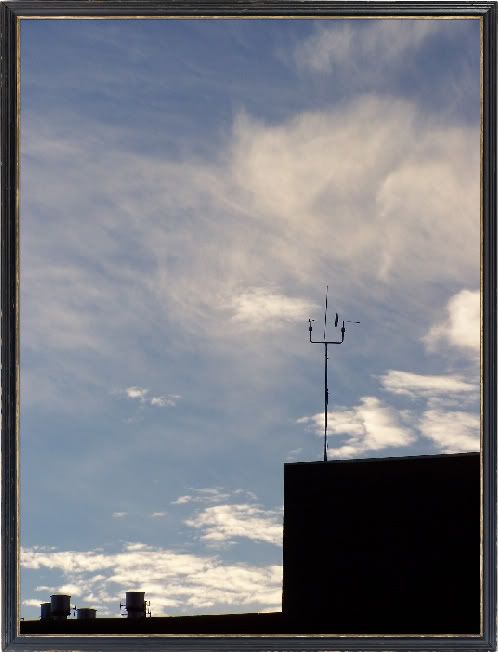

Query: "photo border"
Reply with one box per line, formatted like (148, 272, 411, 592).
(1, 2, 496, 650)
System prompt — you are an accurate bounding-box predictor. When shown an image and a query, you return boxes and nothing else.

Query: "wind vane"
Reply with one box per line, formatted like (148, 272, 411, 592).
(308, 286, 359, 462)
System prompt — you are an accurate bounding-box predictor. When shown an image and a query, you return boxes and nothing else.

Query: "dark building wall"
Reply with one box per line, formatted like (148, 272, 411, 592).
(282, 452, 480, 634)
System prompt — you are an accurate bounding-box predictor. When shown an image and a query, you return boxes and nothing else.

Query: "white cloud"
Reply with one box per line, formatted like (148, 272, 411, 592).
(423, 289, 480, 354)
(56, 583, 84, 597)
(185, 504, 282, 547)
(112, 512, 128, 518)
(380, 370, 478, 399)
(22, 96, 479, 362)
(172, 487, 257, 506)
(148, 396, 173, 407)
(228, 100, 478, 290)
(172, 495, 193, 505)
(298, 396, 415, 458)
(230, 287, 317, 329)
(20, 95, 480, 423)
(126, 386, 148, 400)
(149, 512, 167, 518)
(21, 543, 283, 615)
(124, 543, 150, 552)
(294, 20, 447, 75)
(22, 599, 45, 608)
(419, 409, 480, 453)
(121, 387, 181, 408)
(377, 353, 481, 459)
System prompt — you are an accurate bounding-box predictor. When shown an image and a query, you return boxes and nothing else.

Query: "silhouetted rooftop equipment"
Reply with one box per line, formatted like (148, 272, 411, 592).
(308, 286, 359, 461)
(50, 594, 74, 621)
(120, 592, 151, 618)
(76, 608, 97, 620)
(40, 603, 51, 620)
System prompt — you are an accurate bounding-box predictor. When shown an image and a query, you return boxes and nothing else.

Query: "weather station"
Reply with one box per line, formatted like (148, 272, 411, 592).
(308, 286, 359, 461)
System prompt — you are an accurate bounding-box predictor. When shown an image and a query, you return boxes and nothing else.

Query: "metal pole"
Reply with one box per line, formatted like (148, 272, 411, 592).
(324, 342, 328, 462)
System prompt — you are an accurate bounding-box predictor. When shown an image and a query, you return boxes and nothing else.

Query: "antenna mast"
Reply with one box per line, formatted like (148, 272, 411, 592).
(308, 287, 359, 462)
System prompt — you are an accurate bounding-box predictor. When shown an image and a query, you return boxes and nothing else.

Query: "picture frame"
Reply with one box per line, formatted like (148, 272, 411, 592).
(1, 2, 496, 651)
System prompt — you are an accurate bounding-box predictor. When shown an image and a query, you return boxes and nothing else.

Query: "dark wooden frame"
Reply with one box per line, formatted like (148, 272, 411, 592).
(1, 2, 496, 650)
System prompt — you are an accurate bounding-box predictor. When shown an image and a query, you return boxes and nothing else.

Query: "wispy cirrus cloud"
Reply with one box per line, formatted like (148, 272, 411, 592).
(22, 95, 479, 369)
(294, 20, 448, 75)
(230, 287, 317, 329)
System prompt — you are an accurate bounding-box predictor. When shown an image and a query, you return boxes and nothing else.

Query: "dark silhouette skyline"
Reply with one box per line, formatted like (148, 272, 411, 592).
(22, 451, 480, 635)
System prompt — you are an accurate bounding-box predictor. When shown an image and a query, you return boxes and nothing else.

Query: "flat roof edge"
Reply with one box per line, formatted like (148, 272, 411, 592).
(284, 451, 480, 467)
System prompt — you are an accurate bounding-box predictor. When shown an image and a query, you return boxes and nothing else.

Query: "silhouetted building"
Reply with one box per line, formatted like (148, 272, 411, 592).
(282, 452, 480, 634)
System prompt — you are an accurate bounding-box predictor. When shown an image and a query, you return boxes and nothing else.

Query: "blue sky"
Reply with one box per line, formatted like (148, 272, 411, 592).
(20, 18, 480, 619)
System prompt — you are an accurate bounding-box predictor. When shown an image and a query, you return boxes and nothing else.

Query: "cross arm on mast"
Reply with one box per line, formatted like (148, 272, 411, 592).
(309, 318, 345, 344)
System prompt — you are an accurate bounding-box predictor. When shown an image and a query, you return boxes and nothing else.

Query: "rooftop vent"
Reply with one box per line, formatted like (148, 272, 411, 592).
(120, 591, 151, 618)
(76, 608, 97, 620)
(40, 603, 51, 620)
(50, 594, 73, 621)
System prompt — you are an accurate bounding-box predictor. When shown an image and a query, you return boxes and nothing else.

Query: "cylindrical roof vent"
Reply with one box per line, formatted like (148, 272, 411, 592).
(50, 594, 71, 620)
(125, 591, 145, 618)
(76, 608, 96, 620)
(40, 603, 52, 620)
